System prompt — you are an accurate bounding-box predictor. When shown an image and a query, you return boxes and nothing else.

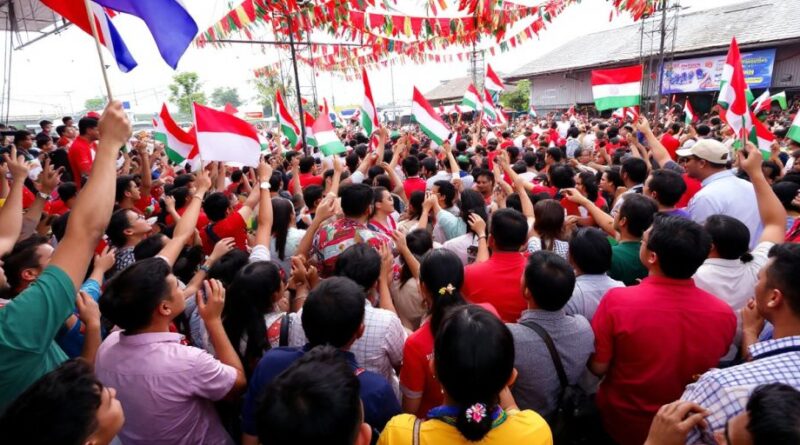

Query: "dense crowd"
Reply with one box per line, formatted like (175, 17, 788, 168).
(0, 99, 799, 445)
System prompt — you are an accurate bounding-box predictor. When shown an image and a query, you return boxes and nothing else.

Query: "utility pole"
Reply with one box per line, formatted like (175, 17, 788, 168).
(389, 59, 398, 125)
(287, 20, 307, 153)
(654, 0, 669, 123)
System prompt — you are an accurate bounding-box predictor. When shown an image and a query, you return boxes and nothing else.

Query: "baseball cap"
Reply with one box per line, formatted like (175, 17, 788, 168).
(675, 139, 729, 164)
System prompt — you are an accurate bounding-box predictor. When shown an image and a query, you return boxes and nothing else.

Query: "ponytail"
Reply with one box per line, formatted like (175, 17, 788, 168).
(419, 249, 466, 337)
(454, 402, 497, 442)
(740, 252, 754, 263)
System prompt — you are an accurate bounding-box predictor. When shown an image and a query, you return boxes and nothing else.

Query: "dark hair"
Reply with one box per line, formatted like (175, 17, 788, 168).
(0, 359, 104, 445)
(524, 251, 576, 311)
(114, 175, 136, 204)
(105, 209, 134, 248)
(420, 157, 438, 175)
(433, 305, 514, 442)
(400, 229, 433, 285)
(168, 186, 190, 210)
(255, 346, 362, 445)
(202, 192, 231, 222)
(549, 164, 576, 189)
(696, 124, 711, 137)
(133, 233, 167, 261)
(402, 155, 420, 176)
(56, 182, 78, 202)
(490, 208, 528, 251)
(603, 166, 624, 188)
(646, 215, 711, 279)
(765, 243, 800, 316)
(35, 133, 52, 149)
(230, 170, 243, 184)
(0, 235, 50, 295)
(224, 261, 283, 370)
(339, 183, 373, 218)
(371, 186, 390, 215)
(533, 199, 565, 251)
(52, 211, 70, 242)
(474, 168, 495, 185)
(173, 173, 194, 189)
(773, 181, 800, 212)
(621, 157, 648, 184)
(207, 249, 250, 287)
(333, 244, 380, 292)
(55, 125, 66, 137)
(407, 190, 425, 219)
(299, 156, 315, 174)
(303, 185, 324, 211)
(619, 194, 658, 238)
(269, 171, 284, 192)
(523, 152, 537, 167)
(271, 198, 294, 260)
(420, 249, 466, 336)
(647, 169, 687, 207)
(78, 117, 98, 136)
(39, 119, 52, 129)
(301, 277, 365, 348)
(569, 227, 613, 274)
(546, 147, 563, 163)
(433, 180, 457, 208)
(746, 383, 800, 445)
(99, 258, 173, 331)
(13, 130, 31, 145)
(577, 170, 599, 202)
(705, 215, 753, 263)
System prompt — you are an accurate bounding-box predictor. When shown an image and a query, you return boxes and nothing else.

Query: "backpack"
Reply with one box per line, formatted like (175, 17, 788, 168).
(520, 320, 600, 445)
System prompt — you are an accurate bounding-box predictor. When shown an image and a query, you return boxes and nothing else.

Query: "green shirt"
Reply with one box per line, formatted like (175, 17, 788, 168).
(0, 266, 75, 410)
(609, 241, 648, 286)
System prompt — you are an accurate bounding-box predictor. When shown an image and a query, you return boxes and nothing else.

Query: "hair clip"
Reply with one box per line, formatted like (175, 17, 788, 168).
(465, 403, 487, 423)
(438, 284, 455, 296)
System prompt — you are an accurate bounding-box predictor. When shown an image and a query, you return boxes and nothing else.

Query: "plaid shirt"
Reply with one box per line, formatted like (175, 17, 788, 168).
(681, 335, 800, 444)
(311, 218, 394, 277)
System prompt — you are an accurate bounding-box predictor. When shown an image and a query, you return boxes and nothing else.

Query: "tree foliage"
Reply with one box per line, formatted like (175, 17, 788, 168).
(168, 72, 206, 117)
(210, 87, 242, 108)
(251, 74, 294, 118)
(84, 96, 107, 111)
(499, 79, 531, 111)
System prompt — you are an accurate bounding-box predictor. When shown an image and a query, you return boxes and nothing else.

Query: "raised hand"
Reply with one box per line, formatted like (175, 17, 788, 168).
(76, 291, 101, 330)
(2, 146, 29, 181)
(93, 245, 117, 274)
(468, 213, 487, 237)
(209, 237, 236, 264)
(37, 158, 62, 194)
(98, 101, 132, 151)
(196, 279, 227, 323)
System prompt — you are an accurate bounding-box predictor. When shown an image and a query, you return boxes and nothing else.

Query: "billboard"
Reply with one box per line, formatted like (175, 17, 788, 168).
(661, 48, 776, 94)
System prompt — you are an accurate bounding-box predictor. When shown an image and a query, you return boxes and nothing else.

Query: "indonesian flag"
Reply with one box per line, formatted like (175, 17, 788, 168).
(485, 64, 506, 92)
(529, 103, 537, 118)
(360, 68, 379, 136)
(223, 103, 238, 115)
(276, 90, 300, 147)
(591, 65, 643, 111)
(718, 38, 752, 143)
(787, 112, 800, 144)
(304, 112, 317, 148)
(154, 103, 197, 165)
(683, 100, 697, 125)
(411, 87, 452, 146)
(462, 83, 482, 112)
(482, 89, 498, 122)
(193, 102, 261, 167)
(312, 112, 346, 156)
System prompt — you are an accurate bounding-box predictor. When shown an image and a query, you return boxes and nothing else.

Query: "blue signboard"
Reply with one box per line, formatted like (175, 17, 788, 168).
(661, 48, 776, 94)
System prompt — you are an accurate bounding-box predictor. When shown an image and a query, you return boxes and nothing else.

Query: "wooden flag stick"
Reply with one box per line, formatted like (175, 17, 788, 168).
(83, 0, 114, 101)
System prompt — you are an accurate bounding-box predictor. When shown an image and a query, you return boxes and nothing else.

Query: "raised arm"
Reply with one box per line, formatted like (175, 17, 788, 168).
(22, 159, 61, 240)
(135, 141, 152, 199)
(237, 180, 262, 221)
(329, 154, 343, 196)
(158, 168, 212, 266)
(738, 143, 788, 245)
(636, 116, 673, 169)
(294, 194, 336, 261)
(51, 101, 130, 290)
(562, 188, 617, 237)
(253, 160, 274, 249)
(0, 146, 30, 254)
(499, 152, 534, 218)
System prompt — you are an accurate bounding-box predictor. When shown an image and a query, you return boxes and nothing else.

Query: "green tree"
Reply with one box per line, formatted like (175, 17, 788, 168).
(168, 72, 206, 117)
(499, 79, 531, 111)
(210, 87, 242, 108)
(251, 74, 294, 118)
(84, 96, 107, 111)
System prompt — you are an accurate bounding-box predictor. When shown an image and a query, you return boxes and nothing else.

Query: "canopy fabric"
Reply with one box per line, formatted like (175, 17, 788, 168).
(0, 0, 67, 48)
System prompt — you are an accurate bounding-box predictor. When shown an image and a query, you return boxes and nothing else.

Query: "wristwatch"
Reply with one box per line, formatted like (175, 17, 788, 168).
(260, 181, 271, 190)
(37, 191, 50, 200)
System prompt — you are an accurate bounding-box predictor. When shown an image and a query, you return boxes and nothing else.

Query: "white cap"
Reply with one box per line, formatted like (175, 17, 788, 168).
(675, 139, 729, 164)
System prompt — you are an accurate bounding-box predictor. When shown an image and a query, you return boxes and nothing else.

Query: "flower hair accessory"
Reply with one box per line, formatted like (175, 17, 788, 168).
(438, 284, 455, 296)
(465, 403, 487, 423)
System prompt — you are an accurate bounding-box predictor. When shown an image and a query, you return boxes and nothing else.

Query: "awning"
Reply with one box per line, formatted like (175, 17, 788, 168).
(0, 0, 69, 49)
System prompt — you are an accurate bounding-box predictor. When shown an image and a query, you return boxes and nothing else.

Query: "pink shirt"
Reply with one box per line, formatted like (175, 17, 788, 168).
(94, 331, 237, 445)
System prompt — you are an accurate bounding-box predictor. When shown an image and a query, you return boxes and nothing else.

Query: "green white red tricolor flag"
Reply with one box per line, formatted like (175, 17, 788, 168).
(683, 100, 697, 125)
(751, 89, 771, 114)
(304, 112, 318, 148)
(787, 112, 800, 144)
(193, 102, 261, 167)
(529, 103, 537, 118)
(591, 65, 642, 111)
(612, 106, 639, 121)
(462, 83, 482, 112)
(154, 104, 198, 166)
(484, 64, 505, 92)
(360, 68, 379, 136)
(771, 91, 788, 110)
(718, 38, 753, 144)
(411, 87, 451, 145)
(311, 111, 346, 156)
(482, 88, 498, 122)
(276, 90, 300, 147)
(749, 118, 775, 159)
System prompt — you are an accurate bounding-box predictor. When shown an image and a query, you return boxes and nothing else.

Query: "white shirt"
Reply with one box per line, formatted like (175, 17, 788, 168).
(688, 170, 763, 249)
(426, 171, 474, 190)
(693, 241, 774, 362)
(442, 233, 480, 266)
(557, 121, 571, 138)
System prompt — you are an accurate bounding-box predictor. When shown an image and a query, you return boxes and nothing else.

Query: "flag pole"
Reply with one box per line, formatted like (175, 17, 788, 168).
(82, 0, 114, 101)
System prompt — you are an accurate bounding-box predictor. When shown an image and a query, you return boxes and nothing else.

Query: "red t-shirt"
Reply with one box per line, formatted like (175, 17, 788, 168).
(199, 211, 248, 255)
(68, 136, 94, 189)
(403, 177, 427, 200)
(561, 195, 607, 225)
(288, 172, 323, 194)
(499, 140, 513, 149)
(591, 276, 736, 445)
(676, 173, 702, 209)
(660, 133, 680, 161)
(166, 207, 210, 230)
(531, 185, 557, 198)
(463, 251, 528, 323)
(48, 199, 70, 216)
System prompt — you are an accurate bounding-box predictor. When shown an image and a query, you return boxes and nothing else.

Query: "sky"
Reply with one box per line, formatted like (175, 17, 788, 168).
(2, 0, 743, 119)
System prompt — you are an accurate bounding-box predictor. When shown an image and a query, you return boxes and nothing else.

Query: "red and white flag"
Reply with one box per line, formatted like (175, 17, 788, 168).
(193, 102, 261, 167)
(485, 64, 506, 92)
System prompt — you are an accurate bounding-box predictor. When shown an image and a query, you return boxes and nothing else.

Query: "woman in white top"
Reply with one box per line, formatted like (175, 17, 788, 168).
(442, 190, 490, 266)
(527, 199, 569, 259)
(693, 145, 787, 362)
(270, 197, 306, 277)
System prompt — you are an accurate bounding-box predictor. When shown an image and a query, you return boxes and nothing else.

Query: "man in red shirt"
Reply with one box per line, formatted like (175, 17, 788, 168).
(199, 184, 261, 255)
(463, 208, 529, 322)
(287, 156, 323, 195)
(68, 116, 100, 189)
(660, 122, 681, 161)
(401, 156, 426, 200)
(114, 143, 154, 216)
(589, 215, 736, 445)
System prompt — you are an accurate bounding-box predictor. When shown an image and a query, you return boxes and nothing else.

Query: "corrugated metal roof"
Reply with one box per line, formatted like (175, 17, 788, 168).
(425, 76, 475, 102)
(508, 0, 800, 79)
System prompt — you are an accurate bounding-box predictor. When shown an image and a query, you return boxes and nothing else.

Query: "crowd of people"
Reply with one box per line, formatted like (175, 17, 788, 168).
(0, 98, 799, 445)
